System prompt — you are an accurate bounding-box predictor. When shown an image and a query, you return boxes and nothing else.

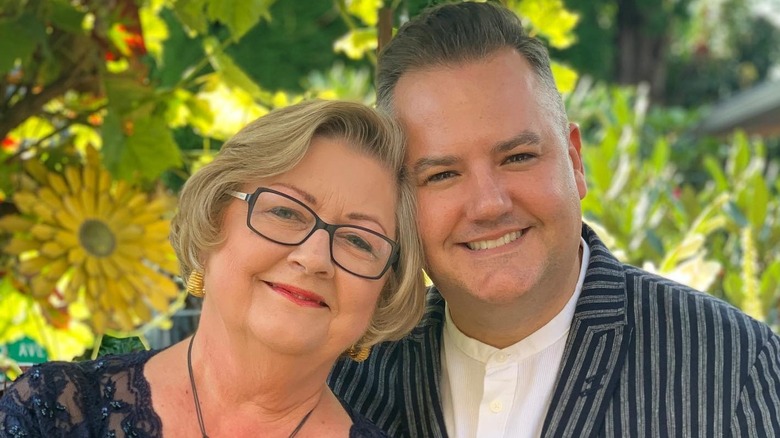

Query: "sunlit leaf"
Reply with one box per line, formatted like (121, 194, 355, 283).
(551, 61, 578, 94)
(509, 0, 578, 49)
(197, 79, 268, 140)
(164, 89, 214, 134)
(140, 3, 170, 63)
(108, 22, 133, 57)
(345, 0, 382, 26)
(644, 253, 721, 292)
(740, 227, 763, 321)
(650, 138, 670, 174)
(723, 272, 743, 308)
(746, 173, 769, 232)
(10, 117, 55, 143)
(70, 124, 102, 150)
(660, 233, 705, 271)
(760, 261, 780, 310)
(704, 156, 728, 192)
(726, 130, 750, 180)
(334, 28, 377, 60)
(172, 0, 209, 35)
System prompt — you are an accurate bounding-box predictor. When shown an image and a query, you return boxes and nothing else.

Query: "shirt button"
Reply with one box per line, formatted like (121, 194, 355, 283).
(489, 400, 503, 413)
(495, 353, 508, 363)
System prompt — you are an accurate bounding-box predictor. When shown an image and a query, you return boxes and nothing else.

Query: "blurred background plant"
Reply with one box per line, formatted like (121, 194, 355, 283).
(1, 0, 779, 378)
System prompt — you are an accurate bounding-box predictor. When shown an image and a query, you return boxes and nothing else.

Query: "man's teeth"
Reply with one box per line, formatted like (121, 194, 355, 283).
(467, 230, 523, 250)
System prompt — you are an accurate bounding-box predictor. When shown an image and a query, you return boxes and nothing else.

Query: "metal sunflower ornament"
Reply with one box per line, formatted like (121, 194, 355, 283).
(0, 147, 180, 333)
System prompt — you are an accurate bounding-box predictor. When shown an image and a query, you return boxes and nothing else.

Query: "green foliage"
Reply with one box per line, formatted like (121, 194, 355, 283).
(557, 0, 780, 105)
(570, 81, 780, 328)
(0, 13, 46, 73)
(2, 0, 778, 372)
(226, 1, 353, 92)
(75, 333, 147, 360)
(172, 0, 275, 41)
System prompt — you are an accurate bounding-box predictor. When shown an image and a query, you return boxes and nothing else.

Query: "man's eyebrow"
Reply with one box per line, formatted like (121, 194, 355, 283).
(493, 131, 542, 154)
(411, 131, 542, 175)
(411, 155, 459, 175)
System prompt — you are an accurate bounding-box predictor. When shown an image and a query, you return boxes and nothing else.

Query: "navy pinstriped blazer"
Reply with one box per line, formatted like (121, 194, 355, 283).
(328, 224, 780, 437)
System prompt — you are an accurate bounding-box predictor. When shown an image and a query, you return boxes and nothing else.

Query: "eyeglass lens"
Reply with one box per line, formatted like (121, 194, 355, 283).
(248, 190, 395, 278)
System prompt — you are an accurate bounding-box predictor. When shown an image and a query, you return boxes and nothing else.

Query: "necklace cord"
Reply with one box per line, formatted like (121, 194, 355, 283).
(188, 334, 209, 438)
(186, 333, 315, 438)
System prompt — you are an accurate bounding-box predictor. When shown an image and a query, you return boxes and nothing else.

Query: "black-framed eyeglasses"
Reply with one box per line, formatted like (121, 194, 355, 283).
(228, 187, 400, 280)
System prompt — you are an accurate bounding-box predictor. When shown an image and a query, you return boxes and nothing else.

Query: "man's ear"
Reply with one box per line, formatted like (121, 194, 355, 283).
(568, 122, 587, 200)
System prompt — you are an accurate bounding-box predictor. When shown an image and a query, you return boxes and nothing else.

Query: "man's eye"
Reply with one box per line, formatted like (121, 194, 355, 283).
(504, 153, 532, 164)
(425, 171, 457, 183)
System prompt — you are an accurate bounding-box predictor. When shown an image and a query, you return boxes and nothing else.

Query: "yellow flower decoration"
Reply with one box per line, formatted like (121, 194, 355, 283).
(0, 148, 180, 333)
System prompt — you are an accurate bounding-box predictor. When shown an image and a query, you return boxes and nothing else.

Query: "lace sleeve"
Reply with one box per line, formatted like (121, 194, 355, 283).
(0, 363, 93, 437)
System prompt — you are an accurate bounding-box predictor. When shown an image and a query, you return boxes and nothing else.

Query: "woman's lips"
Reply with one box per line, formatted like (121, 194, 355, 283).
(268, 282, 328, 308)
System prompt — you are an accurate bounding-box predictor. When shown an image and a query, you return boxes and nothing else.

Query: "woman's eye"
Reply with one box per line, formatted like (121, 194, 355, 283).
(346, 234, 374, 253)
(269, 207, 304, 221)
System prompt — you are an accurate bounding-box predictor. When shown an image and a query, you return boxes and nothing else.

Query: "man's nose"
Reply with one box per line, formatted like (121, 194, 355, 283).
(288, 229, 336, 278)
(466, 172, 513, 223)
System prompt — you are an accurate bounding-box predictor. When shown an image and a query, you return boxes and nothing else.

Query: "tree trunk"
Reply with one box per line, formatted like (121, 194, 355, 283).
(616, 0, 670, 103)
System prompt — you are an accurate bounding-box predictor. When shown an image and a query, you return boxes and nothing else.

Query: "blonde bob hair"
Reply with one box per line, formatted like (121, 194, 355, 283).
(170, 99, 425, 347)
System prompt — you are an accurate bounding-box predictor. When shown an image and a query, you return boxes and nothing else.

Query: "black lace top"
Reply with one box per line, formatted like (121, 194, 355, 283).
(0, 350, 388, 437)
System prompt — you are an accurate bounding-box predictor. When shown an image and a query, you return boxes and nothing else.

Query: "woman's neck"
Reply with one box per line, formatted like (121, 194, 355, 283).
(190, 317, 334, 413)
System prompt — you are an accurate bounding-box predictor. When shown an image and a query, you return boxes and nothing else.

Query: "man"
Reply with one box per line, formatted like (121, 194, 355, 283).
(328, 2, 780, 437)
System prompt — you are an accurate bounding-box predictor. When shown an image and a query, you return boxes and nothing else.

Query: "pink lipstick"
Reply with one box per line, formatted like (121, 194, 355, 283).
(268, 282, 328, 308)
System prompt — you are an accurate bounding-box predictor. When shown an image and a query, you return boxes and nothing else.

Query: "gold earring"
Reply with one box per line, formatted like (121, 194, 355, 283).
(187, 271, 205, 297)
(346, 344, 371, 362)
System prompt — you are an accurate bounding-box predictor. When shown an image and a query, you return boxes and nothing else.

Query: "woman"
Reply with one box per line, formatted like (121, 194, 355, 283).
(0, 99, 426, 437)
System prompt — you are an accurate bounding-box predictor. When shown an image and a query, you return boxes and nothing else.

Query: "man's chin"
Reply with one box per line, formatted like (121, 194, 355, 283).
(435, 275, 536, 306)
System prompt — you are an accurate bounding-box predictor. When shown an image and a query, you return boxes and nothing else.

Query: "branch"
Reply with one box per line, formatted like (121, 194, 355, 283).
(0, 72, 78, 142)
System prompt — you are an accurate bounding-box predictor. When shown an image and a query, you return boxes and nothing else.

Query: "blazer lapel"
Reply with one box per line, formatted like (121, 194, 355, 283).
(542, 225, 633, 437)
(402, 289, 449, 438)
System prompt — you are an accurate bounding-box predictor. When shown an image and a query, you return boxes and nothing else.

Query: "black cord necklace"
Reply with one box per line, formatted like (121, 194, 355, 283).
(187, 334, 315, 438)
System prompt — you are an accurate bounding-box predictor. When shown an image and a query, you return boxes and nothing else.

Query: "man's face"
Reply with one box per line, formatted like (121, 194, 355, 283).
(393, 48, 587, 314)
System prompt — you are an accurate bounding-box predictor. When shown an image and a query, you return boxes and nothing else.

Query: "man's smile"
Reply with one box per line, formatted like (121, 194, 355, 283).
(465, 229, 524, 251)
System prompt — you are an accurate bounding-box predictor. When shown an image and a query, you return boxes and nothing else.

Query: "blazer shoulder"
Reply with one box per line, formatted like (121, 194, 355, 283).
(622, 264, 777, 344)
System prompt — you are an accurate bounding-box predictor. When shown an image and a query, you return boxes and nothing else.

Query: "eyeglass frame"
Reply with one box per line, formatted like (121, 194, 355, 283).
(227, 187, 400, 280)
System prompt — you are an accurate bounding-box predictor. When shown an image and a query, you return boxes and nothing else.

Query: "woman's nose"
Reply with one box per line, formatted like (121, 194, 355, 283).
(287, 229, 336, 278)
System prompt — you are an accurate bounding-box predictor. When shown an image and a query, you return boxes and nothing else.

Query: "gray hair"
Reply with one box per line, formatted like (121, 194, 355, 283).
(376, 1, 567, 138)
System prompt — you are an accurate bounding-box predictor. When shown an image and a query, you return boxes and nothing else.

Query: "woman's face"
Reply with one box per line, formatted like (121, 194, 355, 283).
(203, 136, 398, 360)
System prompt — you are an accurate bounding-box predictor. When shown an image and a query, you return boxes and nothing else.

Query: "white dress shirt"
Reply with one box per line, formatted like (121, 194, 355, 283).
(440, 238, 590, 438)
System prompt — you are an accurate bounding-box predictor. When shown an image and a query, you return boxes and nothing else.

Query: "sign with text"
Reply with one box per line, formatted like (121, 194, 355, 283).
(1, 337, 48, 387)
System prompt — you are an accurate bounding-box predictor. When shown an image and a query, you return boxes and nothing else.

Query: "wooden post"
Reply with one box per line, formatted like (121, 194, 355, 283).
(377, 6, 393, 55)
